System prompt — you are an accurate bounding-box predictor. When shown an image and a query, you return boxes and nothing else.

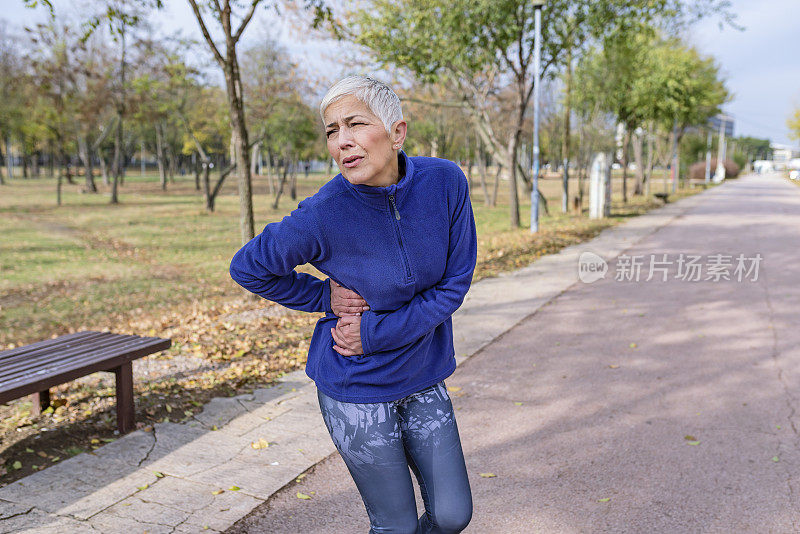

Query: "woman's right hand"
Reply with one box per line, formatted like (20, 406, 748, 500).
(330, 279, 370, 316)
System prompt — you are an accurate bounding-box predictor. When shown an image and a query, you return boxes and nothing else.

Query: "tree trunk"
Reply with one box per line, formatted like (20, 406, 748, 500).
(491, 164, 501, 208)
(5, 138, 14, 179)
(167, 142, 176, 183)
(224, 51, 255, 244)
(78, 137, 97, 193)
(633, 129, 644, 196)
(98, 148, 110, 185)
(56, 165, 62, 205)
(156, 123, 167, 190)
(111, 25, 127, 204)
(272, 158, 290, 210)
(250, 141, 260, 177)
(111, 121, 121, 204)
(476, 139, 490, 205)
(203, 160, 213, 211)
(506, 134, 520, 228)
(290, 156, 297, 200)
(194, 157, 202, 191)
(0, 140, 5, 185)
(561, 45, 573, 213)
(64, 155, 76, 185)
(32, 151, 40, 178)
(621, 128, 631, 203)
(266, 150, 275, 195)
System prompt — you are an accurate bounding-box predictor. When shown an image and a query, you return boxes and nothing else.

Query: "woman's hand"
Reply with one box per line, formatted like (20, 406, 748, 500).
(331, 315, 363, 356)
(330, 279, 369, 316)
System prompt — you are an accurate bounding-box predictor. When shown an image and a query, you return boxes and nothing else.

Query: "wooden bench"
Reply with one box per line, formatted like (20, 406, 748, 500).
(0, 331, 171, 434)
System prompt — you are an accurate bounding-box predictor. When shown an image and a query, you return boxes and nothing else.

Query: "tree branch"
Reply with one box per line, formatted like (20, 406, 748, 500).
(211, 163, 236, 199)
(234, 0, 261, 43)
(186, 0, 225, 67)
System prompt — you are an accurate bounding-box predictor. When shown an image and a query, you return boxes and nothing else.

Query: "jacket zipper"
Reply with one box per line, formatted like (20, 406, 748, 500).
(388, 194, 412, 280)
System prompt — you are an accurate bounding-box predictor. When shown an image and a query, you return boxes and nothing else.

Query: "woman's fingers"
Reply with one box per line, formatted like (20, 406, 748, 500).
(332, 324, 354, 350)
(331, 327, 359, 356)
(331, 326, 346, 348)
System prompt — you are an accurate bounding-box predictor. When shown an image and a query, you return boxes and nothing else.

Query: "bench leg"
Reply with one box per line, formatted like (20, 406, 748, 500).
(29, 389, 51, 416)
(114, 362, 135, 434)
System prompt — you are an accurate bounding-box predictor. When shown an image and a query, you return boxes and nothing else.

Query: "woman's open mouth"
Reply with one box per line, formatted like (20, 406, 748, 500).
(342, 155, 363, 168)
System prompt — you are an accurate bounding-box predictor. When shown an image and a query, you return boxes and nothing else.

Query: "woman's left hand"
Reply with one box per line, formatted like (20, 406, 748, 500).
(331, 315, 363, 356)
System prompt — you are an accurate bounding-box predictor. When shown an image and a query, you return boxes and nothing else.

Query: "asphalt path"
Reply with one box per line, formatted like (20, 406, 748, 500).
(228, 173, 800, 533)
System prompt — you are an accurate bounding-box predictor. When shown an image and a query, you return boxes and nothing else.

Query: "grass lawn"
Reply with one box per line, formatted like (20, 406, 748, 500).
(0, 165, 711, 483)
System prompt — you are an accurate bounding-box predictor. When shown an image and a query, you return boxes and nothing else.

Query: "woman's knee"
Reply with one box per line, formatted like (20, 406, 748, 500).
(430, 499, 473, 533)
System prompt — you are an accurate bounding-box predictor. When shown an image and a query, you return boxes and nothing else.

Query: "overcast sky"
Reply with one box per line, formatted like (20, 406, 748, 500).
(5, 0, 800, 146)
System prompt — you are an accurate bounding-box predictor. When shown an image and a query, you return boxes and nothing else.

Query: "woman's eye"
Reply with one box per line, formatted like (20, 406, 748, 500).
(326, 130, 336, 137)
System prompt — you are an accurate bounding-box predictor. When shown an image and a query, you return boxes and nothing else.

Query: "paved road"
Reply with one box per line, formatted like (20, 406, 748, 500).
(228, 174, 800, 533)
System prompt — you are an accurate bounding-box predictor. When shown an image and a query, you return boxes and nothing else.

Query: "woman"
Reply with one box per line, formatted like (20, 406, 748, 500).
(229, 75, 476, 533)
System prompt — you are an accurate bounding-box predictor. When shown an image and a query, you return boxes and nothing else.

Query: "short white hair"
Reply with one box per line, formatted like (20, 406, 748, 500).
(319, 75, 403, 134)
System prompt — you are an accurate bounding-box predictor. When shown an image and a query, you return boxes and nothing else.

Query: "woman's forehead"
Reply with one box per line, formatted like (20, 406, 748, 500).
(323, 95, 376, 123)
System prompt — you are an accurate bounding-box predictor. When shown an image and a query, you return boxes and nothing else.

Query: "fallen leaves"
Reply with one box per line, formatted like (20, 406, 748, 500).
(251, 438, 270, 450)
(297, 492, 312, 500)
(479, 472, 496, 478)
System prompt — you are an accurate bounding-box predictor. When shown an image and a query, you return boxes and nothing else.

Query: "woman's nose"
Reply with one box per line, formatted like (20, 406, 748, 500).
(338, 126, 355, 149)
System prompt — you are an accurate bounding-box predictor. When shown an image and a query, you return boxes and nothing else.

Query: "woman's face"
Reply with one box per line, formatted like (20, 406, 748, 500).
(323, 95, 406, 187)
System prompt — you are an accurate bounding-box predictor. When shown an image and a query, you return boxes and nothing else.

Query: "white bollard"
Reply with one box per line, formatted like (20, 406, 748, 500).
(589, 152, 611, 219)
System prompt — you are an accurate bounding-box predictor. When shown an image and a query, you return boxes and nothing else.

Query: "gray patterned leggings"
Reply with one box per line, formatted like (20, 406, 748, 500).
(317, 381, 473, 533)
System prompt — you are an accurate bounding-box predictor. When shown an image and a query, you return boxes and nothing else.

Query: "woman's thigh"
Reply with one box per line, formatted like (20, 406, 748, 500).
(397, 381, 472, 533)
(317, 388, 419, 533)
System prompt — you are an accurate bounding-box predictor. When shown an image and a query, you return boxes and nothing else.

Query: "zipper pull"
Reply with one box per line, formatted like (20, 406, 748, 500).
(388, 194, 401, 220)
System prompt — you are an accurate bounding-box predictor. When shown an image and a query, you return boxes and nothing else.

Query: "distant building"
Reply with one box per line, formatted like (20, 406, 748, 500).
(771, 143, 800, 170)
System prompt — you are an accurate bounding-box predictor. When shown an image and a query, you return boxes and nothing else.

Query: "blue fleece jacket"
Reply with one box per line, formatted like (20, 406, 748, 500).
(229, 151, 477, 403)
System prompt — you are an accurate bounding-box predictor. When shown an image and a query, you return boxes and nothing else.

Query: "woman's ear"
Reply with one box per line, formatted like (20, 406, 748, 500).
(391, 120, 408, 149)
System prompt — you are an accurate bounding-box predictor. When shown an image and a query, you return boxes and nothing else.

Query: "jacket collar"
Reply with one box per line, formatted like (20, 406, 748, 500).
(337, 150, 415, 209)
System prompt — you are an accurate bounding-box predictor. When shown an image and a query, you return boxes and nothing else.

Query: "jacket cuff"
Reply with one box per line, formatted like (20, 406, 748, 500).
(360, 309, 374, 355)
(322, 278, 333, 314)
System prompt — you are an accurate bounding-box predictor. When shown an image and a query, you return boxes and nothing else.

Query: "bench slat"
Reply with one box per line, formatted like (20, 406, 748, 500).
(0, 334, 148, 380)
(0, 337, 171, 404)
(0, 331, 101, 360)
(0, 336, 168, 384)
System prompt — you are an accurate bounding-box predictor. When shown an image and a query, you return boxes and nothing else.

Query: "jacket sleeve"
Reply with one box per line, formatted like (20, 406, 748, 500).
(359, 167, 477, 354)
(229, 198, 334, 314)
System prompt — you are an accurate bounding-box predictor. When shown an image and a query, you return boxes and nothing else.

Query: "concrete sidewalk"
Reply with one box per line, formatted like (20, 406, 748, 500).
(1, 178, 723, 533)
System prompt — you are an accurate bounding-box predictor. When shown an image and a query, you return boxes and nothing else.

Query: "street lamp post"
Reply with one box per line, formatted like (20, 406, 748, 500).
(531, 0, 545, 233)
